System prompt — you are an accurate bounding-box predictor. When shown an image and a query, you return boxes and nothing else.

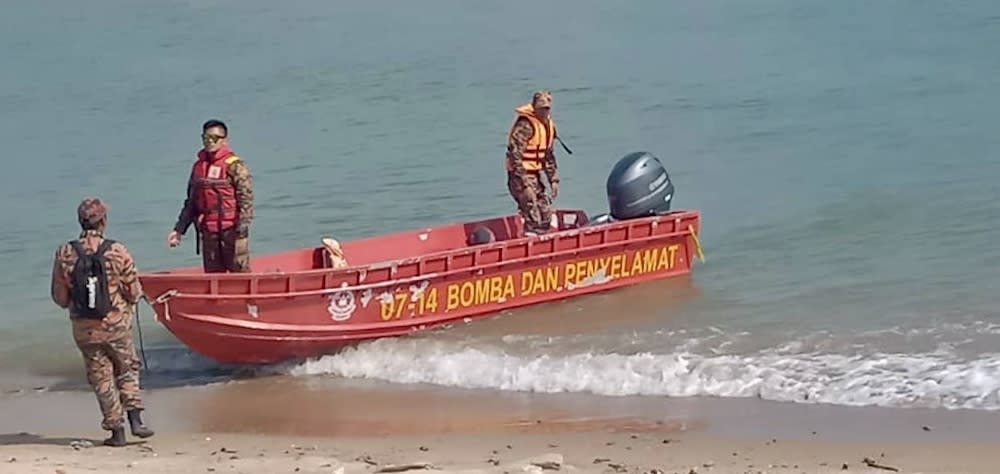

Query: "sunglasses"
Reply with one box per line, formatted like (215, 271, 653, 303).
(201, 133, 226, 143)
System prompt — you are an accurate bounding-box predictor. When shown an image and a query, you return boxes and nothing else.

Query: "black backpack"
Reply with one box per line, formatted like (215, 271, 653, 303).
(68, 239, 116, 319)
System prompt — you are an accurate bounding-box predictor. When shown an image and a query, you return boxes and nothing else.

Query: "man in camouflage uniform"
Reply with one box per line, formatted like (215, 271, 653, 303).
(506, 90, 561, 236)
(167, 119, 254, 272)
(50, 197, 155, 446)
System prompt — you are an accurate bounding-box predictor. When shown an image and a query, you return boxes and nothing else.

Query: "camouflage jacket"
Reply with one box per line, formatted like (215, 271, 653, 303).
(51, 230, 144, 343)
(173, 158, 254, 238)
(507, 116, 559, 185)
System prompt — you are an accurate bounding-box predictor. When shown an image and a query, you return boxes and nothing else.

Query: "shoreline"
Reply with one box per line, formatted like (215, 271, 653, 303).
(3, 375, 1000, 473)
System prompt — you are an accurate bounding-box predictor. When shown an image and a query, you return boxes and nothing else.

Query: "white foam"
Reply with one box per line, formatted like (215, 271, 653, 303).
(286, 337, 1000, 411)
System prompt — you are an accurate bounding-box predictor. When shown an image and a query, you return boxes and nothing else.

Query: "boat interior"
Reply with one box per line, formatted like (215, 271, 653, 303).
(155, 209, 592, 275)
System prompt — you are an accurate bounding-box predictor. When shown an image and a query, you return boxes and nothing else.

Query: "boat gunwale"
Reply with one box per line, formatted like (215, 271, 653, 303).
(145, 211, 700, 301)
(141, 209, 698, 281)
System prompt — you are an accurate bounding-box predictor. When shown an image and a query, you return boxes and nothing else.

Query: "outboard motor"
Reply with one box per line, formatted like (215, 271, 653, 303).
(606, 151, 674, 220)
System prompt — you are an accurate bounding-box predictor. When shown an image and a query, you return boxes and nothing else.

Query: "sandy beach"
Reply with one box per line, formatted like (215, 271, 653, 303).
(2, 375, 999, 474)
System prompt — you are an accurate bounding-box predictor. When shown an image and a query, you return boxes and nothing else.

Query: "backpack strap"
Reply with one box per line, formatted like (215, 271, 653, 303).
(68, 240, 85, 256)
(96, 239, 116, 256)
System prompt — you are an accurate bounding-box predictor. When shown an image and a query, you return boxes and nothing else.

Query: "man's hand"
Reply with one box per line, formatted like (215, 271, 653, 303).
(524, 185, 537, 202)
(235, 237, 249, 256)
(551, 181, 560, 199)
(167, 230, 182, 248)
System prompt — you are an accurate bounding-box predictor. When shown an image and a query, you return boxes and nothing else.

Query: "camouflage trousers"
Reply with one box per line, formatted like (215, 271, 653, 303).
(508, 172, 553, 234)
(75, 334, 144, 430)
(200, 227, 250, 273)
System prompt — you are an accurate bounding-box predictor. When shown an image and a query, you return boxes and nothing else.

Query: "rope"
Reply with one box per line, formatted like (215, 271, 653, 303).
(135, 303, 149, 371)
(687, 224, 706, 263)
(133, 288, 180, 372)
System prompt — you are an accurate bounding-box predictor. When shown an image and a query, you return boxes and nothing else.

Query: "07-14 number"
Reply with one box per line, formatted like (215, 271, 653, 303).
(379, 288, 439, 321)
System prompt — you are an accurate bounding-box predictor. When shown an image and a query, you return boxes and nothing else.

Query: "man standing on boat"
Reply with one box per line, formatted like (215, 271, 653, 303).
(50, 197, 155, 446)
(167, 119, 255, 273)
(506, 90, 561, 236)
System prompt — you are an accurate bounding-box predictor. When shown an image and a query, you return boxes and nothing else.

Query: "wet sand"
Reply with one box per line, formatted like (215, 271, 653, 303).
(2, 375, 1000, 473)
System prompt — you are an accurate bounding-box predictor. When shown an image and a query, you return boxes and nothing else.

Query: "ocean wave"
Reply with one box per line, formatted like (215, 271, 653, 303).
(285, 336, 1000, 411)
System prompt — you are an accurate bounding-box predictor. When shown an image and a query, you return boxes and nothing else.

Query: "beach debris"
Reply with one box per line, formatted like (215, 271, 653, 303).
(210, 447, 237, 456)
(524, 453, 562, 470)
(419, 446, 429, 452)
(356, 455, 378, 466)
(662, 439, 675, 444)
(69, 439, 93, 450)
(863, 457, 900, 472)
(593, 458, 611, 464)
(922, 425, 932, 431)
(5, 457, 14, 462)
(702, 460, 715, 467)
(374, 461, 436, 472)
(607, 462, 628, 472)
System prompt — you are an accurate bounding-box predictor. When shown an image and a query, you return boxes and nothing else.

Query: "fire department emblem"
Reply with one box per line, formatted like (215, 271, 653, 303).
(327, 285, 356, 321)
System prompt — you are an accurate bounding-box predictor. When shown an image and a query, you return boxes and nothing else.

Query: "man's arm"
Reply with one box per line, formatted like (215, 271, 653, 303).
(229, 160, 254, 238)
(112, 243, 144, 305)
(543, 140, 559, 185)
(506, 117, 535, 184)
(173, 171, 198, 235)
(50, 247, 70, 309)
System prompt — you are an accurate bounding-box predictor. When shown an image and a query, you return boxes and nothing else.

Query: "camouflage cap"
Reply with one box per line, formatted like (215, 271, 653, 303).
(532, 90, 552, 108)
(77, 196, 109, 226)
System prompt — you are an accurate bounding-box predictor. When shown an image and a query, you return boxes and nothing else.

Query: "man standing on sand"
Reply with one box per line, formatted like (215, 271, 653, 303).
(50, 197, 155, 446)
(505, 90, 561, 236)
(167, 119, 255, 273)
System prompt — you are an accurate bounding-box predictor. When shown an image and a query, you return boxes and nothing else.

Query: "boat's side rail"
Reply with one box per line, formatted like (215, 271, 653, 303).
(154, 212, 701, 301)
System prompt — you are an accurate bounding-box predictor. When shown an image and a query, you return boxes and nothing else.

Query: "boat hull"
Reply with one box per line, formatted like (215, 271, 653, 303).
(139, 209, 703, 365)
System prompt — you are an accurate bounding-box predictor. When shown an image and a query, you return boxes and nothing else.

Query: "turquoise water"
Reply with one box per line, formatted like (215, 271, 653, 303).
(3, 0, 1000, 409)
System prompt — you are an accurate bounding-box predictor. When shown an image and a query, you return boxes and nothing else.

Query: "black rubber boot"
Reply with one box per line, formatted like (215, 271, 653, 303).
(103, 427, 126, 447)
(127, 409, 155, 439)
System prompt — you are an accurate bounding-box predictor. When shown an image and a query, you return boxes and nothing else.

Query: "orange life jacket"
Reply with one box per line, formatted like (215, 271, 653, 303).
(191, 147, 241, 233)
(506, 104, 556, 173)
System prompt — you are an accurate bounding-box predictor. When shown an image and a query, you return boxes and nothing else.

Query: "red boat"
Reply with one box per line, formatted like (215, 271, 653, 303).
(138, 153, 706, 365)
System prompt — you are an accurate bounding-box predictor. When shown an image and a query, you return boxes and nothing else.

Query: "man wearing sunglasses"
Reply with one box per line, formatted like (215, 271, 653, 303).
(505, 90, 561, 236)
(167, 119, 255, 273)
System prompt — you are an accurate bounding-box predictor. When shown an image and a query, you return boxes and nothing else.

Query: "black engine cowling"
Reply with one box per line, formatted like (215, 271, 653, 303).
(605, 151, 674, 220)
